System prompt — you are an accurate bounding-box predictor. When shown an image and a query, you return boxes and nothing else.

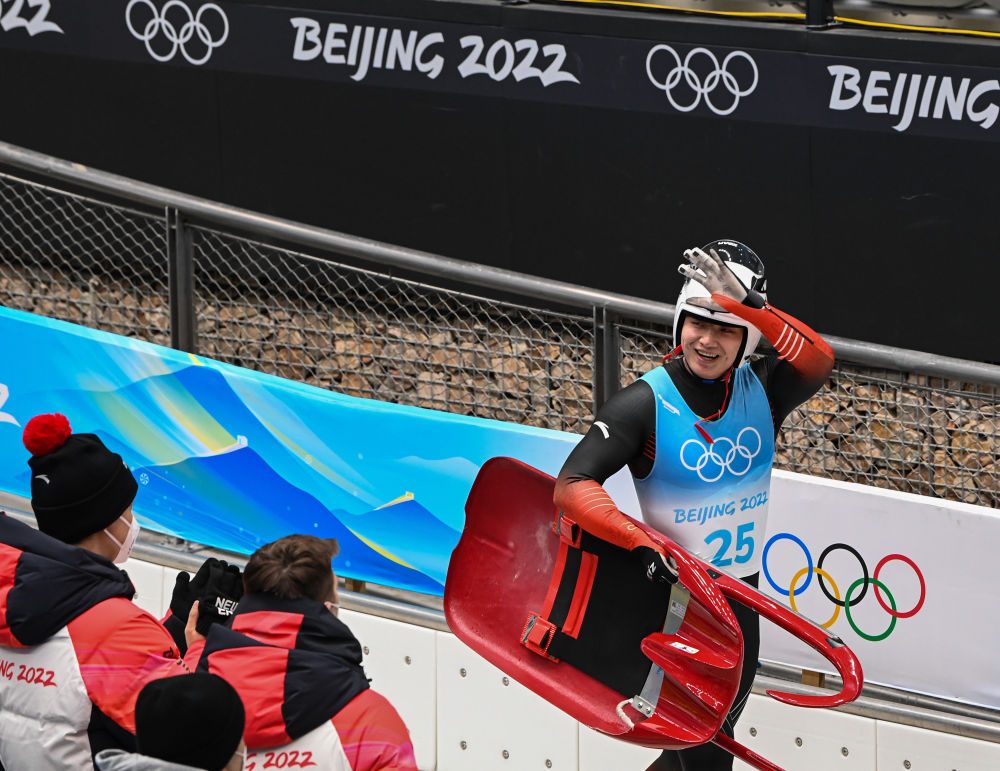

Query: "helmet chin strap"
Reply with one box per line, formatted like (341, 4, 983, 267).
(693, 368, 732, 444)
(662, 344, 683, 363)
(664, 344, 734, 444)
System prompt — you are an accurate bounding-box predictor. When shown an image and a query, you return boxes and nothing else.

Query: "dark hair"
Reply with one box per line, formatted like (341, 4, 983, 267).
(243, 534, 340, 602)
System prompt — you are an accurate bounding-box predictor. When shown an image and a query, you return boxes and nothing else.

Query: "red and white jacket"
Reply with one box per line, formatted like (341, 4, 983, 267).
(198, 593, 417, 771)
(0, 514, 202, 771)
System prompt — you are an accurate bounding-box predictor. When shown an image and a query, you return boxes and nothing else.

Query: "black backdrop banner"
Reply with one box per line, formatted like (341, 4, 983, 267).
(2, 0, 999, 358)
(4, 1, 1000, 143)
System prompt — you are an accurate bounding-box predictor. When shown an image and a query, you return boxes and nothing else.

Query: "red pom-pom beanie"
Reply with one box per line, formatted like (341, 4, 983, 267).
(22, 414, 138, 544)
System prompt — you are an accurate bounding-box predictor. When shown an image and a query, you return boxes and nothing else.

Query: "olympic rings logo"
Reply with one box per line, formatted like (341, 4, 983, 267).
(126, 0, 229, 66)
(646, 45, 758, 117)
(680, 426, 761, 483)
(762, 533, 926, 642)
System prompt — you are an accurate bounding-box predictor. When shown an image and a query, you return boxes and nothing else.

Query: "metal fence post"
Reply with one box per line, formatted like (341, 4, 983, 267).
(807, 0, 834, 29)
(593, 306, 622, 413)
(167, 207, 197, 353)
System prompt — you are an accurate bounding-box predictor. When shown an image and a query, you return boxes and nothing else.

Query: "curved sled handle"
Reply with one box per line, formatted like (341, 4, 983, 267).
(711, 571, 863, 709)
(712, 731, 785, 771)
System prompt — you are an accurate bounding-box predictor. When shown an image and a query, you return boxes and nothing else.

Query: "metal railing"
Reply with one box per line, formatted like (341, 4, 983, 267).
(2, 140, 1000, 509)
(2, 489, 997, 744)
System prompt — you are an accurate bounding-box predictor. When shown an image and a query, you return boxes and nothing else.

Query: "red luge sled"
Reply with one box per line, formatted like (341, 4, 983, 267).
(444, 457, 863, 771)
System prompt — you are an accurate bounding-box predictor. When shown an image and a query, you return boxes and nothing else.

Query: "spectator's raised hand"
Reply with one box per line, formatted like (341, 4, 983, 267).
(169, 557, 220, 622)
(194, 560, 244, 636)
(171, 557, 244, 635)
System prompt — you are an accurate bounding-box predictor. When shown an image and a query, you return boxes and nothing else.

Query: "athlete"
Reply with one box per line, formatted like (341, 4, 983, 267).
(554, 240, 835, 771)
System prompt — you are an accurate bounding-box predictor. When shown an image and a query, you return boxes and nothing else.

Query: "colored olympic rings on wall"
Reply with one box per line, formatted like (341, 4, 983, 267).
(762, 534, 925, 641)
(874, 554, 926, 618)
(789, 566, 839, 627)
(846, 577, 895, 642)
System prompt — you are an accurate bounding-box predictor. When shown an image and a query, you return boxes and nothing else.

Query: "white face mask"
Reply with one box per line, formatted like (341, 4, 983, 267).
(104, 513, 140, 564)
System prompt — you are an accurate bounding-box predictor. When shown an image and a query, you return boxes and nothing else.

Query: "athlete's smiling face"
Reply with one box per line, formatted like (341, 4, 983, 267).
(680, 315, 744, 380)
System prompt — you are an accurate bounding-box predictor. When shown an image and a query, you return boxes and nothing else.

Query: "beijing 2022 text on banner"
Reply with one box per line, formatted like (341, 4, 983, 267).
(1, 1, 999, 142)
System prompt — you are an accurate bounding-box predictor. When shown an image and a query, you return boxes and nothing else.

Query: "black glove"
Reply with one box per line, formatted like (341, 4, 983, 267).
(633, 546, 678, 585)
(193, 560, 244, 636)
(169, 557, 223, 622)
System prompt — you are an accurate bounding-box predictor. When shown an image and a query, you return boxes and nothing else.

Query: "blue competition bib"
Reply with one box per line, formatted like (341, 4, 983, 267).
(634, 365, 775, 577)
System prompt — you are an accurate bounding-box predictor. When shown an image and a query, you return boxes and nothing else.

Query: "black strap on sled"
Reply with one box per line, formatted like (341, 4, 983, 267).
(521, 513, 672, 698)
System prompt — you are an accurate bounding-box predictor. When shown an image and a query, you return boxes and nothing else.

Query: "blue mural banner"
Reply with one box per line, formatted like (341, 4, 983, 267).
(0, 305, 603, 595)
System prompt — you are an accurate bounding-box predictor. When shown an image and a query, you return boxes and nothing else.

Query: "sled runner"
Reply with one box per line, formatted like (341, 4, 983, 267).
(444, 457, 863, 771)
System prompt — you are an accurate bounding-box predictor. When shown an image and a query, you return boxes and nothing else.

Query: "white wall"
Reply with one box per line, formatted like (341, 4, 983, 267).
(127, 557, 1000, 771)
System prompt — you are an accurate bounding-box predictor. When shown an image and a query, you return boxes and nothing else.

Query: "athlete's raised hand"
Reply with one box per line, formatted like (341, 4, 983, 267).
(678, 247, 748, 303)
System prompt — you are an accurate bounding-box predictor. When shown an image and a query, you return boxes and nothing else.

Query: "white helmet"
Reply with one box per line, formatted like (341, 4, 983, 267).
(672, 239, 767, 369)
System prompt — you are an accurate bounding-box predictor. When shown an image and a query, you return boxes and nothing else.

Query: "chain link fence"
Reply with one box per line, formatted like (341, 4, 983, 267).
(0, 173, 170, 345)
(2, 167, 999, 508)
(191, 226, 596, 433)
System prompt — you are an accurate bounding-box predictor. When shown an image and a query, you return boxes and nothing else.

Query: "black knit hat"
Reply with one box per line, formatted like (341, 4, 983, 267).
(23, 413, 138, 544)
(136, 673, 246, 771)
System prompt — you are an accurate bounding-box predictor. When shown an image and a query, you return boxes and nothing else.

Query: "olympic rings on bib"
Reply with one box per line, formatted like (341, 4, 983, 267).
(762, 534, 925, 641)
(680, 426, 761, 483)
